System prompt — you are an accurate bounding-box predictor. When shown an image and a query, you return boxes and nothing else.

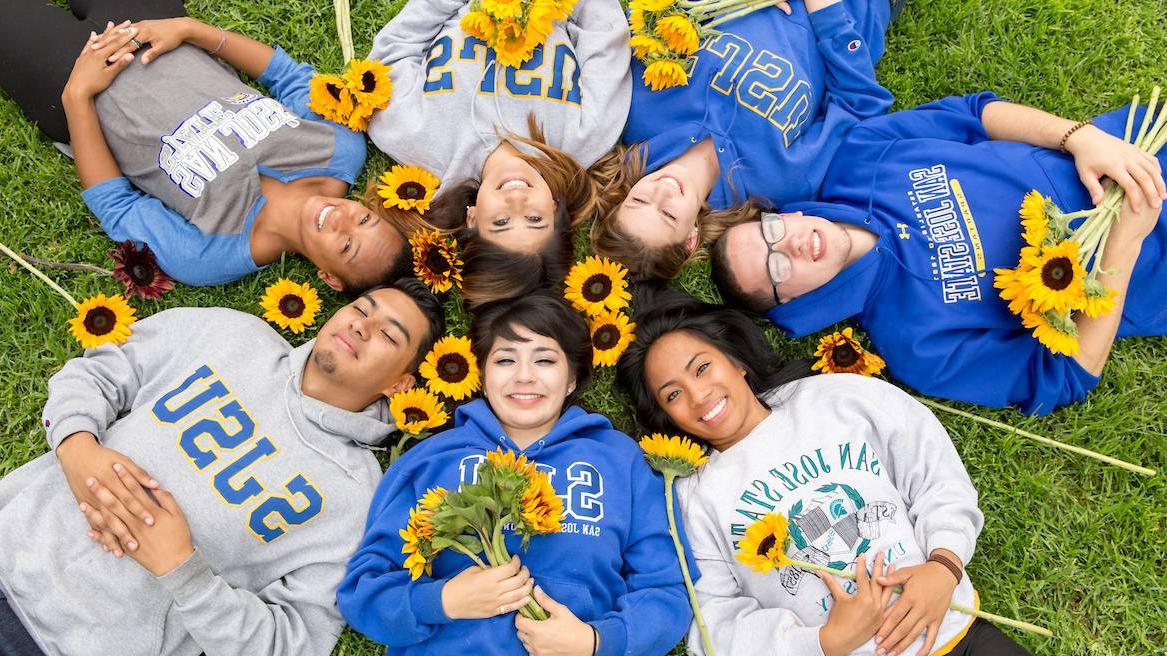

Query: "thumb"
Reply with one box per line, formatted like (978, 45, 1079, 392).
(1081, 172, 1104, 206)
(532, 585, 563, 615)
(876, 567, 911, 588)
(779, 2, 792, 15)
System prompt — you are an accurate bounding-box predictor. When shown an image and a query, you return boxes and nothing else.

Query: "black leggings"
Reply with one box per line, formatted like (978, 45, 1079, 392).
(947, 618, 1032, 656)
(0, 590, 42, 656)
(0, 0, 187, 142)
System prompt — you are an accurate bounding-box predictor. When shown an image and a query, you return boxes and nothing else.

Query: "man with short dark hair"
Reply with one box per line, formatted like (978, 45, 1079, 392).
(0, 279, 444, 656)
(713, 94, 1167, 415)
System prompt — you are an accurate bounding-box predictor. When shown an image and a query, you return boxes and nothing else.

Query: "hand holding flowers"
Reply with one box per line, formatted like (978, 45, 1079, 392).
(441, 555, 534, 619)
(1064, 123, 1165, 211)
(514, 585, 596, 656)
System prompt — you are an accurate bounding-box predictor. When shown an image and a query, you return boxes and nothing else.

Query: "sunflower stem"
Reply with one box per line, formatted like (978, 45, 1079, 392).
(1133, 87, 1159, 148)
(785, 558, 1053, 637)
(11, 253, 113, 276)
(664, 473, 715, 655)
(0, 240, 79, 306)
(448, 541, 490, 569)
(915, 397, 1156, 476)
(1124, 95, 1140, 143)
(333, 0, 353, 64)
(702, 1, 775, 28)
(1136, 87, 1165, 151)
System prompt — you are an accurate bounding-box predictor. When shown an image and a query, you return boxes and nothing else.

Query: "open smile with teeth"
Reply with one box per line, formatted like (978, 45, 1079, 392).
(498, 177, 532, 191)
(700, 397, 728, 422)
(811, 231, 823, 261)
(317, 204, 336, 231)
(658, 175, 683, 195)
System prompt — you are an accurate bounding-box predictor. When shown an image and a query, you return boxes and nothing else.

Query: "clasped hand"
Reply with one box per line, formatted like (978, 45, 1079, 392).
(1066, 124, 1166, 213)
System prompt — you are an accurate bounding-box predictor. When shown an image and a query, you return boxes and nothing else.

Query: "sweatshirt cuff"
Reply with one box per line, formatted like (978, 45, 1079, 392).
(807, 2, 852, 39)
(409, 578, 453, 626)
(792, 625, 828, 656)
(926, 529, 975, 567)
(155, 548, 217, 603)
(45, 415, 102, 451)
(591, 618, 628, 656)
(257, 46, 297, 88)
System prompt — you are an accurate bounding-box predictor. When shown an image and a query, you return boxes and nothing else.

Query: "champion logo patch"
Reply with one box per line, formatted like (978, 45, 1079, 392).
(848, 39, 862, 52)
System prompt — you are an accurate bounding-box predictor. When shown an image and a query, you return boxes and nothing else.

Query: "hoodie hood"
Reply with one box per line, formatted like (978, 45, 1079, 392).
(453, 398, 614, 457)
(286, 340, 395, 448)
(766, 201, 888, 337)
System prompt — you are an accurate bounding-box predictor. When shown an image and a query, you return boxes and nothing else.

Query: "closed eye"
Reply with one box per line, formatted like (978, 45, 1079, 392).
(355, 305, 368, 317)
(342, 238, 352, 254)
(381, 329, 397, 345)
(494, 357, 515, 366)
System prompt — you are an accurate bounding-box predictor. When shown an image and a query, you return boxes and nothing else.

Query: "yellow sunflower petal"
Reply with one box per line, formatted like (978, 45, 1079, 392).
(419, 335, 482, 400)
(343, 59, 394, 111)
(563, 256, 632, 316)
(642, 58, 689, 92)
(630, 0, 676, 12)
(482, 0, 524, 19)
(639, 433, 709, 476)
(588, 310, 636, 367)
(630, 33, 668, 60)
(655, 15, 701, 55)
(735, 513, 793, 573)
(811, 328, 882, 376)
(461, 10, 496, 41)
(69, 293, 137, 349)
(1017, 240, 1087, 315)
(308, 73, 355, 124)
(259, 279, 321, 334)
(389, 388, 450, 434)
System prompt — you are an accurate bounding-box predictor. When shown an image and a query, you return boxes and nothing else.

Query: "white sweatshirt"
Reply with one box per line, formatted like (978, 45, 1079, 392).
(678, 374, 982, 656)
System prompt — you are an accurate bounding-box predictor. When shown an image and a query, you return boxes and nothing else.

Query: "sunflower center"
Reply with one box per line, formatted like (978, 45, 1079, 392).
(756, 535, 777, 556)
(360, 70, 377, 93)
(325, 81, 344, 101)
(1041, 257, 1074, 291)
(424, 248, 451, 275)
(831, 343, 860, 368)
(278, 294, 306, 318)
(404, 407, 429, 424)
(128, 261, 155, 286)
(83, 307, 117, 336)
(398, 181, 427, 200)
(437, 353, 469, 382)
(582, 274, 613, 302)
(593, 324, 620, 351)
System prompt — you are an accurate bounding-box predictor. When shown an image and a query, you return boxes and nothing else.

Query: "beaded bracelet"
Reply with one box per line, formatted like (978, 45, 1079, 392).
(207, 27, 227, 56)
(1059, 119, 1093, 152)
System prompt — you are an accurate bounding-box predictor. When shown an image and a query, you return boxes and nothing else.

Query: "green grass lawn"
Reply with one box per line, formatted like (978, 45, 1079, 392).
(2, 1, 1165, 654)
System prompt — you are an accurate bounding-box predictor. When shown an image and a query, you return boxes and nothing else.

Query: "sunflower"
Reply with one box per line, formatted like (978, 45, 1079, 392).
(564, 255, 632, 316)
(482, 0, 523, 19)
(735, 513, 793, 573)
(486, 448, 540, 479)
(420, 335, 481, 400)
(630, 33, 668, 60)
(390, 388, 450, 434)
(629, 8, 647, 33)
(518, 472, 564, 535)
(642, 57, 689, 91)
(1019, 190, 1051, 248)
(461, 9, 496, 41)
(630, 0, 676, 12)
(379, 165, 441, 214)
(1081, 275, 1117, 319)
(410, 229, 463, 293)
(399, 503, 441, 579)
(109, 241, 174, 300)
(654, 15, 701, 55)
(526, 0, 558, 39)
(811, 327, 886, 376)
(343, 59, 393, 111)
(420, 486, 449, 512)
(993, 262, 1036, 316)
(69, 293, 137, 349)
(1018, 240, 1087, 314)
(639, 433, 708, 477)
(589, 310, 636, 367)
(345, 101, 376, 133)
(259, 279, 321, 334)
(308, 73, 355, 124)
(493, 18, 533, 68)
(1022, 309, 1080, 356)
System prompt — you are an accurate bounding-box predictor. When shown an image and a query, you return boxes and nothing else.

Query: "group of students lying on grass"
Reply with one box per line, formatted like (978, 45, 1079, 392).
(1, 0, 1163, 653)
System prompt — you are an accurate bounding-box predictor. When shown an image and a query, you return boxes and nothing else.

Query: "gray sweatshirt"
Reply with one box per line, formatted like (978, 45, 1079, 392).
(365, 0, 631, 190)
(0, 308, 389, 656)
(678, 374, 983, 656)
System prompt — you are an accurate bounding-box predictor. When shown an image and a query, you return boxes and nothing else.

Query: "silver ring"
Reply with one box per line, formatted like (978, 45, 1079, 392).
(131, 37, 142, 48)
(498, 605, 506, 615)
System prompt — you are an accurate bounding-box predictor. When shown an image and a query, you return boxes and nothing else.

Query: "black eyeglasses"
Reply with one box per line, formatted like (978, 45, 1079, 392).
(760, 212, 792, 305)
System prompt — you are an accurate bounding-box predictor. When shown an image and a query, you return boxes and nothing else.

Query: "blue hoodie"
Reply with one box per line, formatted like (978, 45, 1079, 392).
(766, 92, 1167, 415)
(623, 0, 893, 209)
(337, 400, 695, 655)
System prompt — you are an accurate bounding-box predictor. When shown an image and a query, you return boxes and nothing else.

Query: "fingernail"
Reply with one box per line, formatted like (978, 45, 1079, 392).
(101, 544, 109, 552)
(127, 541, 137, 550)
(114, 550, 123, 558)
(144, 515, 154, 526)
(113, 463, 124, 473)
(149, 479, 159, 487)
(79, 502, 88, 512)
(86, 477, 96, 487)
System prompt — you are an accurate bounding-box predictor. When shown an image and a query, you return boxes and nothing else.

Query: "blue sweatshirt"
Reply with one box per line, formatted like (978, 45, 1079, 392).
(766, 93, 1167, 415)
(80, 46, 367, 286)
(338, 400, 695, 655)
(623, 0, 893, 209)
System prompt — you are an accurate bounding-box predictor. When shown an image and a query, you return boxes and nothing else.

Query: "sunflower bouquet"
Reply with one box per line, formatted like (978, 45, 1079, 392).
(994, 88, 1167, 355)
(308, 59, 393, 132)
(563, 256, 636, 366)
(400, 448, 564, 619)
(461, 0, 578, 69)
(737, 512, 1053, 637)
(629, 0, 779, 91)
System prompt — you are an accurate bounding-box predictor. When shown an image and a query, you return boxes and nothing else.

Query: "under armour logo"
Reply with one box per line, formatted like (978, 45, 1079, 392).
(896, 223, 911, 239)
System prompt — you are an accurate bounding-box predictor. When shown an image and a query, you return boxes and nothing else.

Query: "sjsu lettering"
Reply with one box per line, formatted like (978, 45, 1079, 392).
(424, 37, 582, 104)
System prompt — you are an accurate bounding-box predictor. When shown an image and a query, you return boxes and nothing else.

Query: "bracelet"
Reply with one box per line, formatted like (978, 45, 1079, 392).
(927, 553, 963, 583)
(207, 27, 227, 56)
(1059, 119, 1093, 152)
(591, 625, 599, 656)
